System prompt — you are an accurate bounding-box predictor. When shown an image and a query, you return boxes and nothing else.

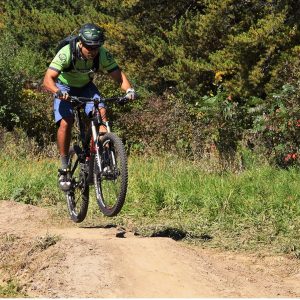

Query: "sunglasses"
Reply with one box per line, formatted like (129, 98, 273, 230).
(83, 44, 99, 51)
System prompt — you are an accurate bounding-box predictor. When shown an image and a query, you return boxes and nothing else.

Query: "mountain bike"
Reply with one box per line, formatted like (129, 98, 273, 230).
(65, 95, 128, 223)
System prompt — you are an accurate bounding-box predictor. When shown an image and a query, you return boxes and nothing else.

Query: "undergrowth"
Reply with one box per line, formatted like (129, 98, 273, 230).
(0, 280, 26, 298)
(0, 151, 300, 256)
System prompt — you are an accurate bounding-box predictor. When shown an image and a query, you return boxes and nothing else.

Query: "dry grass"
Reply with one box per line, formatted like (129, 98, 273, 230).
(0, 232, 61, 297)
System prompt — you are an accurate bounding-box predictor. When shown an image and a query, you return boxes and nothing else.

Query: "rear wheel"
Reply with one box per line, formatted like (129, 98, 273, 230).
(66, 146, 89, 223)
(93, 133, 128, 217)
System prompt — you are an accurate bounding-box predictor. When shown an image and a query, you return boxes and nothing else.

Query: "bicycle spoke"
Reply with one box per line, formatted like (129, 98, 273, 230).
(93, 133, 128, 217)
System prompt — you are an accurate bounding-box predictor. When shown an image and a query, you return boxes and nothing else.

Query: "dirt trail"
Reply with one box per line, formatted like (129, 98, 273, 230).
(0, 200, 300, 298)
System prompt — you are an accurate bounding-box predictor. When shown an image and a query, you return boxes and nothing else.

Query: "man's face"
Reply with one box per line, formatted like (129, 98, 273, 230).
(79, 41, 99, 60)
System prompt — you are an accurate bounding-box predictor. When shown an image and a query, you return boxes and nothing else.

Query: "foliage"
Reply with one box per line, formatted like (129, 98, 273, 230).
(253, 83, 300, 167)
(115, 94, 200, 157)
(0, 0, 300, 165)
(0, 32, 23, 130)
(0, 30, 54, 145)
(20, 89, 56, 145)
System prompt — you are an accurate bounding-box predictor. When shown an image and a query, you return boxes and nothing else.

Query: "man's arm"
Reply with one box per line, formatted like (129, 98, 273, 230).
(109, 69, 132, 92)
(43, 68, 61, 94)
(43, 68, 69, 100)
(109, 69, 136, 100)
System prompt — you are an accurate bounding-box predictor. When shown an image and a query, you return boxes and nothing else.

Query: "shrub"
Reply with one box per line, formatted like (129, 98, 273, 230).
(253, 83, 300, 167)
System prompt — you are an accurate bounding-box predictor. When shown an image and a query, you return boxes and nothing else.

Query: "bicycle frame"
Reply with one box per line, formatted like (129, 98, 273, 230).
(70, 103, 102, 180)
(70, 96, 121, 180)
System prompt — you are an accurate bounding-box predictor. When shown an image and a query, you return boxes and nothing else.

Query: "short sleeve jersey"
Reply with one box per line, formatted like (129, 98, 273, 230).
(49, 43, 119, 88)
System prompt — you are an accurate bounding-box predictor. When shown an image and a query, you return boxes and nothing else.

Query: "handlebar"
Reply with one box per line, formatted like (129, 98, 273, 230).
(68, 96, 128, 106)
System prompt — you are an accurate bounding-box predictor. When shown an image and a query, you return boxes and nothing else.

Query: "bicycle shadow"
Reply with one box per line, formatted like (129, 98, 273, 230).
(80, 224, 117, 229)
(150, 227, 213, 242)
(78, 225, 213, 242)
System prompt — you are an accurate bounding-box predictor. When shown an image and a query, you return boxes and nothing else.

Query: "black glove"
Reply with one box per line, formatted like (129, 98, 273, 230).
(55, 89, 69, 100)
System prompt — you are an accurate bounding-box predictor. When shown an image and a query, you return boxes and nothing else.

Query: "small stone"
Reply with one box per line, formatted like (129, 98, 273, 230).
(116, 231, 126, 238)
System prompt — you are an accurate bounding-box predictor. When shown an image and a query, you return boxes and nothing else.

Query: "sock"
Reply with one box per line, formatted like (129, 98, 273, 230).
(60, 155, 70, 170)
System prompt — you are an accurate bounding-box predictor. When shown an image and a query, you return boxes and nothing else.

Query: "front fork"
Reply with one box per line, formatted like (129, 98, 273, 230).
(91, 120, 111, 174)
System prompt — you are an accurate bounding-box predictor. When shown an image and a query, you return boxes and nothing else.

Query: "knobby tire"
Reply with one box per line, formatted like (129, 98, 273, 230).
(66, 146, 89, 223)
(94, 132, 128, 217)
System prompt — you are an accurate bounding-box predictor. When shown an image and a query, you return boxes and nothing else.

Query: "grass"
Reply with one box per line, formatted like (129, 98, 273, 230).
(0, 232, 59, 298)
(29, 233, 60, 254)
(0, 156, 61, 206)
(0, 280, 26, 298)
(122, 155, 300, 255)
(0, 153, 300, 255)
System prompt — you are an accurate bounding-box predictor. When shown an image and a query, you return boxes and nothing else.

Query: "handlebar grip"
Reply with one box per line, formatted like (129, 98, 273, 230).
(117, 97, 129, 106)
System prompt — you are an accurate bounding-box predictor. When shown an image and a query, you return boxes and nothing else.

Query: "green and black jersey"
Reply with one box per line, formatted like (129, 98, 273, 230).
(49, 43, 119, 88)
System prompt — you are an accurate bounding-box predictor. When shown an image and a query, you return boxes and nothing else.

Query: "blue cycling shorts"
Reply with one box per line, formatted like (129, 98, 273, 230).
(53, 81, 105, 123)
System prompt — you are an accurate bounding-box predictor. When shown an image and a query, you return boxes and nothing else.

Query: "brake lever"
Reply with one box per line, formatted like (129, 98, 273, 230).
(69, 97, 84, 106)
(117, 97, 129, 106)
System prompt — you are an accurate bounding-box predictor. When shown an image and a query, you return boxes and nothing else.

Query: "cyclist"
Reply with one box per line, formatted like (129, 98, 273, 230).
(43, 23, 136, 191)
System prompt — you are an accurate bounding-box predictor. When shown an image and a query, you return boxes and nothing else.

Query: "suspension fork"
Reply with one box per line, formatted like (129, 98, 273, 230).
(90, 104, 113, 174)
(91, 119, 103, 173)
(101, 121, 117, 167)
(104, 121, 111, 133)
(93, 104, 112, 168)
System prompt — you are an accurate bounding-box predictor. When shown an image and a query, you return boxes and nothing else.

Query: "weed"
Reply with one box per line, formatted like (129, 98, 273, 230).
(0, 279, 26, 297)
(28, 233, 60, 255)
(0, 233, 19, 243)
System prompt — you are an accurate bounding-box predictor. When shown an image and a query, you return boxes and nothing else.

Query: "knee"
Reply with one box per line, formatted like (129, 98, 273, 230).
(59, 117, 73, 131)
(99, 107, 107, 120)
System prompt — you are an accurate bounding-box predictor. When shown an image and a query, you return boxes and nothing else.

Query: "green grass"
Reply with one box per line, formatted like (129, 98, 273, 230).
(0, 280, 26, 297)
(122, 156, 300, 254)
(1, 153, 300, 255)
(0, 156, 61, 206)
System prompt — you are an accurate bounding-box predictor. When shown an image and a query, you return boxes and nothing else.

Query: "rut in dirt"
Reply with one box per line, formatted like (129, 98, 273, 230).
(0, 200, 300, 298)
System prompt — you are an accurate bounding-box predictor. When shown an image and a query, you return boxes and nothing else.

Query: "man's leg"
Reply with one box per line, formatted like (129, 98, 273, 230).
(53, 81, 73, 168)
(57, 117, 73, 169)
(99, 107, 108, 134)
(54, 92, 74, 191)
(56, 117, 73, 191)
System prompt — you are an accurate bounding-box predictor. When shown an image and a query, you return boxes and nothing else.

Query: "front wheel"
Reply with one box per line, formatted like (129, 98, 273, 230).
(94, 133, 128, 217)
(66, 146, 89, 223)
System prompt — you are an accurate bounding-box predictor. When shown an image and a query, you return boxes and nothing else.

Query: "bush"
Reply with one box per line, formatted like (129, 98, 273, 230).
(0, 32, 24, 130)
(253, 84, 300, 167)
(115, 92, 211, 160)
(0, 31, 55, 146)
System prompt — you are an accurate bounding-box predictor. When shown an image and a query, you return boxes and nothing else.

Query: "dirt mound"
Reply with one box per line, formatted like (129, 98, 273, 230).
(0, 200, 300, 297)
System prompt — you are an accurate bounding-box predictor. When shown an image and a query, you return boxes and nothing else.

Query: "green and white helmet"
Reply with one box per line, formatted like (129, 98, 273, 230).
(78, 23, 105, 46)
